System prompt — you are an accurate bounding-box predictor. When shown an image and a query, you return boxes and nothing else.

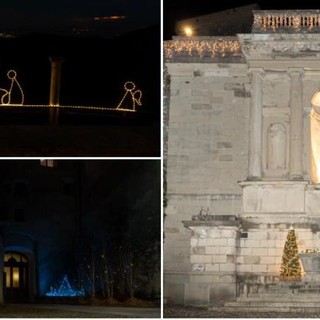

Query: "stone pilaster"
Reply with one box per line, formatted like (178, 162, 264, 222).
(288, 68, 304, 180)
(248, 68, 264, 180)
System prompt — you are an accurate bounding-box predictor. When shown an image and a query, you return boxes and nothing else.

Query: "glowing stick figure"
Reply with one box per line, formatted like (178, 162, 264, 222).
(117, 81, 142, 111)
(0, 70, 24, 105)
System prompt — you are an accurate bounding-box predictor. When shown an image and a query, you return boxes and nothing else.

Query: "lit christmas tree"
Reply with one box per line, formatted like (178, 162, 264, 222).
(280, 229, 301, 281)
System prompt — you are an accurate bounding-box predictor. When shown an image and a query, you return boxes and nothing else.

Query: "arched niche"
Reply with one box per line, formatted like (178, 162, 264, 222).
(267, 123, 287, 171)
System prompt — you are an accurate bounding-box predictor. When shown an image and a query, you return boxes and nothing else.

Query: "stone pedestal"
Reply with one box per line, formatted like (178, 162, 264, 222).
(183, 215, 240, 306)
(299, 253, 320, 282)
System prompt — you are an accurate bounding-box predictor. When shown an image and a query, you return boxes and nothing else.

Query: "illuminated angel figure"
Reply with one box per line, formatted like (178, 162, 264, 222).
(117, 81, 142, 111)
(0, 70, 24, 105)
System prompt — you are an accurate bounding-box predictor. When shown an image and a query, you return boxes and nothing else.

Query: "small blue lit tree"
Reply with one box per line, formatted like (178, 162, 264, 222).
(46, 275, 84, 297)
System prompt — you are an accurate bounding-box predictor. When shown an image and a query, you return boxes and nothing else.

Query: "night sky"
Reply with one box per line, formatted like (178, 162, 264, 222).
(164, 0, 320, 39)
(1, 0, 160, 38)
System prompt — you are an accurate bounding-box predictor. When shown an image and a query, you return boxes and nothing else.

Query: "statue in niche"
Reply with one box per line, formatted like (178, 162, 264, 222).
(267, 123, 287, 170)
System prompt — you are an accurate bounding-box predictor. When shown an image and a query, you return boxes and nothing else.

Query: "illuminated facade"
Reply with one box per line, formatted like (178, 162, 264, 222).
(164, 10, 320, 310)
(0, 161, 160, 303)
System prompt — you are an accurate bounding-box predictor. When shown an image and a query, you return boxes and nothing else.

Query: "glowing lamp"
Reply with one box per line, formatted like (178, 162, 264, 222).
(184, 26, 193, 37)
(312, 90, 320, 107)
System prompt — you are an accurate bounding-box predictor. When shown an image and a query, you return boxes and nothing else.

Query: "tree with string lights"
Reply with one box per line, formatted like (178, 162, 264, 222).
(280, 229, 301, 281)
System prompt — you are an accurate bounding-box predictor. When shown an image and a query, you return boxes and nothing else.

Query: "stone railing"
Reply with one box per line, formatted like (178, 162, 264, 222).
(252, 10, 320, 33)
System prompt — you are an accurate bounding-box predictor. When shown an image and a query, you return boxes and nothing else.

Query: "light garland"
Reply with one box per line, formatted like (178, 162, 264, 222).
(117, 81, 142, 111)
(0, 104, 137, 112)
(0, 70, 24, 105)
(0, 73, 142, 113)
(300, 249, 320, 253)
(164, 39, 242, 59)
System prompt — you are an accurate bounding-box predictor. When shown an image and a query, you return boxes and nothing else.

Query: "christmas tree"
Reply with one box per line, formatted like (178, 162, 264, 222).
(280, 229, 301, 281)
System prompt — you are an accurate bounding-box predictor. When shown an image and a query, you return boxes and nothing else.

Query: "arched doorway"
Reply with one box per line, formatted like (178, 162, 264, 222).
(4, 252, 29, 302)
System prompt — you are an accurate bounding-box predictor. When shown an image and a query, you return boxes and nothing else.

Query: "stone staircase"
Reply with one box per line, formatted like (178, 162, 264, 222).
(210, 282, 320, 313)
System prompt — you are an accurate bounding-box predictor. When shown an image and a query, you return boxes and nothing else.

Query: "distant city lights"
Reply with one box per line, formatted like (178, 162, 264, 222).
(93, 16, 126, 21)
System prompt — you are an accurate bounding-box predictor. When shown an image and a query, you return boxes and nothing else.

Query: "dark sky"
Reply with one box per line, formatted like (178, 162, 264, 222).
(164, 0, 320, 39)
(0, 0, 160, 38)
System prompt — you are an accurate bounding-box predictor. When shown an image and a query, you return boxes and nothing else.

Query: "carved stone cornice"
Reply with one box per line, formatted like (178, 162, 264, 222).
(237, 33, 320, 61)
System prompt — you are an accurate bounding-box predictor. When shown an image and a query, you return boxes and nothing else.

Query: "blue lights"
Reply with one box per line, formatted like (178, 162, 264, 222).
(45, 275, 85, 297)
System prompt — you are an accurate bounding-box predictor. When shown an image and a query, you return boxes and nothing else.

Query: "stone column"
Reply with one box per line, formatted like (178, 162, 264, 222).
(248, 68, 264, 180)
(288, 68, 303, 179)
(0, 233, 4, 304)
(49, 57, 64, 126)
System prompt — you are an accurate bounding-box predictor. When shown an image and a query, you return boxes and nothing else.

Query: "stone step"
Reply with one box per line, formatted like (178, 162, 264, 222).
(238, 294, 320, 302)
(210, 306, 320, 313)
(225, 301, 320, 307)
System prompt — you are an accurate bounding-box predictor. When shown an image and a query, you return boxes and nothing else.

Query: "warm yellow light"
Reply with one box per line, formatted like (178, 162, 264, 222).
(12, 267, 19, 288)
(164, 39, 242, 60)
(312, 91, 320, 107)
(184, 26, 193, 37)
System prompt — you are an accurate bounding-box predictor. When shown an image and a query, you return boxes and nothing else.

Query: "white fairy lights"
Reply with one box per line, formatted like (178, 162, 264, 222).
(164, 39, 242, 59)
(0, 71, 142, 113)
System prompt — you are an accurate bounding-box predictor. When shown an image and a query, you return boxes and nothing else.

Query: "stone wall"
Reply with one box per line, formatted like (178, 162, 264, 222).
(164, 61, 250, 303)
(164, 31, 320, 307)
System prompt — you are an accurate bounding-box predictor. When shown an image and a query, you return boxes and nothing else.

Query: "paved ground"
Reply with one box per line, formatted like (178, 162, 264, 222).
(164, 306, 320, 318)
(0, 303, 161, 318)
(0, 124, 160, 156)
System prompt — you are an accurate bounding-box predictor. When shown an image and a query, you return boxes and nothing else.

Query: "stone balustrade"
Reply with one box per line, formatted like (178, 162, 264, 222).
(252, 10, 320, 33)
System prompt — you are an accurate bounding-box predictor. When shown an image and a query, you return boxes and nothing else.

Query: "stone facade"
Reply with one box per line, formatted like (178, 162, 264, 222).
(164, 10, 320, 307)
(0, 160, 161, 303)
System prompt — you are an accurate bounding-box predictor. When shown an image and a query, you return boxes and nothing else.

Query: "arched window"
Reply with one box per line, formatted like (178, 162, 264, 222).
(4, 252, 28, 301)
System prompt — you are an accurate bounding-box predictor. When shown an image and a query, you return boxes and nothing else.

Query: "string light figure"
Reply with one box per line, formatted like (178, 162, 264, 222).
(0, 70, 24, 105)
(117, 81, 142, 111)
(0, 71, 141, 113)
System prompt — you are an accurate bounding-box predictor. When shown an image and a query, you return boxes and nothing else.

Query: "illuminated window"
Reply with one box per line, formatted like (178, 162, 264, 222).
(12, 267, 19, 288)
(4, 252, 28, 291)
(40, 160, 57, 168)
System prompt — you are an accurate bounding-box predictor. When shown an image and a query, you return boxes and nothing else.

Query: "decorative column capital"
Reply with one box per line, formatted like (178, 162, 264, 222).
(287, 67, 304, 77)
(248, 67, 265, 77)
